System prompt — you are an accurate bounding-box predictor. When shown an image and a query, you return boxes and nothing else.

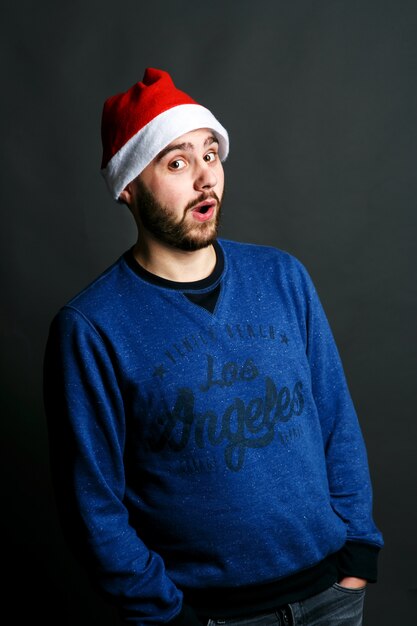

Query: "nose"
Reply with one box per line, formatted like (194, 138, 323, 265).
(193, 161, 217, 191)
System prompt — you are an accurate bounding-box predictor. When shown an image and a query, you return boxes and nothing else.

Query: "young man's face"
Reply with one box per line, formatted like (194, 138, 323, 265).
(125, 128, 225, 251)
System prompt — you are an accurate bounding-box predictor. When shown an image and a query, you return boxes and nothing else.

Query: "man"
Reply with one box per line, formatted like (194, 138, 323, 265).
(44, 68, 383, 626)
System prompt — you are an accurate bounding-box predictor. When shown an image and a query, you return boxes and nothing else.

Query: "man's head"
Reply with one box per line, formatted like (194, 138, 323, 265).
(100, 68, 228, 252)
(100, 68, 229, 201)
(120, 127, 224, 251)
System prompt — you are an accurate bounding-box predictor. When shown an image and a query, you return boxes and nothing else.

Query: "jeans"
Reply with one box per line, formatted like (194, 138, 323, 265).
(206, 582, 366, 625)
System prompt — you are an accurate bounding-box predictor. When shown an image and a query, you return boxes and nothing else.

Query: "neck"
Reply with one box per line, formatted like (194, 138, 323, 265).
(132, 234, 217, 282)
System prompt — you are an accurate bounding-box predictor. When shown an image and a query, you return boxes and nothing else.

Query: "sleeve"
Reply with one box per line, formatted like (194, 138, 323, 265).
(336, 540, 380, 582)
(43, 306, 203, 625)
(297, 262, 383, 577)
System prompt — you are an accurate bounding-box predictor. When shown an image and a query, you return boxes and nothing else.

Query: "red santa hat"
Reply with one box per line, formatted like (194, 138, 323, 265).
(101, 68, 229, 200)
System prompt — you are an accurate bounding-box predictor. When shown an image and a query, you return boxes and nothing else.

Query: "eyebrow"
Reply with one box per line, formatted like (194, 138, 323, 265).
(155, 134, 219, 163)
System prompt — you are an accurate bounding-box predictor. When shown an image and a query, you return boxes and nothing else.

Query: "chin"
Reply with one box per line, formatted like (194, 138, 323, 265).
(172, 235, 217, 252)
(163, 220, 219, 252)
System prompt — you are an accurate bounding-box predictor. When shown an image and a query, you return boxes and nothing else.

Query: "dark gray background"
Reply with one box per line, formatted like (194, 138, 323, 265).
(2, 1, 416, 624)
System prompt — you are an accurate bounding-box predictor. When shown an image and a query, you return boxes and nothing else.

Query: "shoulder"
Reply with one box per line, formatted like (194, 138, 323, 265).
(218, 238, 313, 285)
(50, 253, 136, 330)
(68, 255, 127, 305)
(219, 238, 300, 265)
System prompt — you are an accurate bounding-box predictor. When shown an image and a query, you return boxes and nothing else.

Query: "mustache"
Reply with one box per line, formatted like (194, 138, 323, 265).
(185, 191, 221, 212)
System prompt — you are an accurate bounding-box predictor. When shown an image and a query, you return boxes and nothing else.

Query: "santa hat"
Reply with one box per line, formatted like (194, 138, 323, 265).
(101, 68, 229, 200)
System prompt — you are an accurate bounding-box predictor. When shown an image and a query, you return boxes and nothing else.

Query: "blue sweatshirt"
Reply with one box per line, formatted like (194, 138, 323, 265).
(44, 240, 383, 624)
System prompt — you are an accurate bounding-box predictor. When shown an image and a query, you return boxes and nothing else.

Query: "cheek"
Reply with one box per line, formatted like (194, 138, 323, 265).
(142, 173, 188, 209)
(216, 165, 225, 196)
(159, 182, 190, 209)
(161, 175, 197, 207)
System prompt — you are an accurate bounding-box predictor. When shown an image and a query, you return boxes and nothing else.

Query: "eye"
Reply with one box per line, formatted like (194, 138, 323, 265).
(169, 158, 186, 170)
(204, 151, 217, 163)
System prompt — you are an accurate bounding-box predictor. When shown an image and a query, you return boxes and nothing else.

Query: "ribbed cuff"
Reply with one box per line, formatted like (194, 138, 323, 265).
(337, 541, 381, 582)
(168, 602, 204, 625)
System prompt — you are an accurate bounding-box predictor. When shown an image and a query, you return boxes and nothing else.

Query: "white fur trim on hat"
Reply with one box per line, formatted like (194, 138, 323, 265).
(101, 103, 229, 200)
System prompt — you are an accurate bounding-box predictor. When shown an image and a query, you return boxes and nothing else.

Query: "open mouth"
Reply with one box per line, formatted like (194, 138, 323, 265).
(191, 200, 216, 222)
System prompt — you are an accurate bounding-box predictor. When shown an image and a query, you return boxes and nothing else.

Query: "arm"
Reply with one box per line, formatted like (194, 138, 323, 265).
(44, 307, 202, 625)
(300, 265, 383, 580)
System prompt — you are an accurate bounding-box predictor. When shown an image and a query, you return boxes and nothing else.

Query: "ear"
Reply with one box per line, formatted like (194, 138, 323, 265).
(119, 184, 133, 205)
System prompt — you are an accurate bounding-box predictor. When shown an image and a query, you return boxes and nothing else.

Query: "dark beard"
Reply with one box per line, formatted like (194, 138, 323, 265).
(133, 178, 223, 251)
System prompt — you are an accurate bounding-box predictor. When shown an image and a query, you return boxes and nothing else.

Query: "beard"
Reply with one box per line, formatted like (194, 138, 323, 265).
(132, 178, 223, 252)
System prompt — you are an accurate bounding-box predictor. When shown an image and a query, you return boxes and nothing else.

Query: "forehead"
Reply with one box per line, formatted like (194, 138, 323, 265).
(155, 128, 218, 160)
(169, 127, 215, 145)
